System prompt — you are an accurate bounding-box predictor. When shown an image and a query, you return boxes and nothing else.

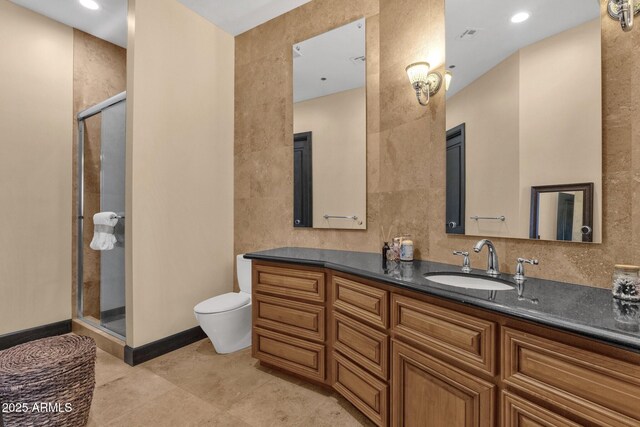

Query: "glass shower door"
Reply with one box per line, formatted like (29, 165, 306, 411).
(77, 92, 126, 339)
(98, 101, 126, 337)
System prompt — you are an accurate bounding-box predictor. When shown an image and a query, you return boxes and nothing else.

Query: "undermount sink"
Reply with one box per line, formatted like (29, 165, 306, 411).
(424, 274, 514, 291)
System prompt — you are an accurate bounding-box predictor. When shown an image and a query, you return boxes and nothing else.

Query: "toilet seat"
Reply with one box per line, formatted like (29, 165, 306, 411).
(194, 292, 250, 314)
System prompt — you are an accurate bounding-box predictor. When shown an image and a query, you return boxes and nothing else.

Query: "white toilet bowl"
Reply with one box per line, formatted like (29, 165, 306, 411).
(194, 254, 252, 354)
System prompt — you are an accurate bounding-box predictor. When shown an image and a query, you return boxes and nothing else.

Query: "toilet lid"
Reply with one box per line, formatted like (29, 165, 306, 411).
(194, 292, 251, 314)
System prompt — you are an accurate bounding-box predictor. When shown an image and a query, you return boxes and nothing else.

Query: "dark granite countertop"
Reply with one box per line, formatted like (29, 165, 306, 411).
(245, 247, 640, 353)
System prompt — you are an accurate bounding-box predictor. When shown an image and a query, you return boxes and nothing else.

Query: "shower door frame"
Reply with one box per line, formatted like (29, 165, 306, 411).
(76, 91, 127, 340)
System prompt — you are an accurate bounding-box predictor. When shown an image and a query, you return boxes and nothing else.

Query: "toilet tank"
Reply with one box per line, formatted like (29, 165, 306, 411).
(236, 254, 252, 294)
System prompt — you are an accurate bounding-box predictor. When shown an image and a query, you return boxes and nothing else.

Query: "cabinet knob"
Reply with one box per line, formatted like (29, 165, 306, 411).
(295, 219, 301, 225)
(447, 221, 457, 229)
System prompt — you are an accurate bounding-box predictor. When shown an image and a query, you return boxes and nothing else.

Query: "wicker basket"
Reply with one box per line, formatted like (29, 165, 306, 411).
(0, 335, 96, 427)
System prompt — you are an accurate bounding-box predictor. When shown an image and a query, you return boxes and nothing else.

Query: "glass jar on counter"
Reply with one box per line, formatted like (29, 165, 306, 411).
(612, 265, 640, 301)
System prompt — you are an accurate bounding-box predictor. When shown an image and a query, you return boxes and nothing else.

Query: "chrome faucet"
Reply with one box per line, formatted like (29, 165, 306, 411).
(473, 239, 499, 276)
(514, 258, 539, 281)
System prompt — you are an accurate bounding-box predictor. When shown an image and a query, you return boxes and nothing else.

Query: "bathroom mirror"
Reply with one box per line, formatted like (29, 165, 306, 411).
(445, 0, 602, 243)
(530, 183, 594, 243)
(293, 18, 367, 230)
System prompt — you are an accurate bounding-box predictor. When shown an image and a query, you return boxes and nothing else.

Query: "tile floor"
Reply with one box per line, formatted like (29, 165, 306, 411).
(88, 339, 375, 426)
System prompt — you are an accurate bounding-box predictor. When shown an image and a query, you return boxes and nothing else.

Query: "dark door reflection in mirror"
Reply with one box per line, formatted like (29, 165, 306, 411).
(293, 132, 313, 228)
(446, 124, 465, 234)
(530, 183, 594, 243)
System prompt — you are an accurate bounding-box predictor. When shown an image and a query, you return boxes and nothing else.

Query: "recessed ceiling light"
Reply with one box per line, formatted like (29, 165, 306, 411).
(79, 0, 100, 10)
(511, 12, 530, 23)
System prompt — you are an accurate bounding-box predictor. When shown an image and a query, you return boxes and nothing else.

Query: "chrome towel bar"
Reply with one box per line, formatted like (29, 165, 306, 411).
(470, 215, 506, 221)
(323, 214, 358, 220)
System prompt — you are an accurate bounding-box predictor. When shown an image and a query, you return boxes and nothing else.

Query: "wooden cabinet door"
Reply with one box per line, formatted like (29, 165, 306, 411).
(391, 340, 495, 427)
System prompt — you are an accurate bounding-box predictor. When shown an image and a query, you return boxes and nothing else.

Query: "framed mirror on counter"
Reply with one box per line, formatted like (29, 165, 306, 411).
(530, 183, 595, 242)
(292, 18, 367, 230)
(444, 0, 602, 243)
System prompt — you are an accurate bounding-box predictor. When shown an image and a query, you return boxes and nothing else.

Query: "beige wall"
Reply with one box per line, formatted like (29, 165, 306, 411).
(447, 20, 601, 242)
(72, 29, 127, 320)
(0, 0, 73, 335)
(294, 87, 367, 229)
(446, 53, 521, 237)
(126, 0, 235, 347)
(518, 19, 602, 241)
(235, 0, 640, 289)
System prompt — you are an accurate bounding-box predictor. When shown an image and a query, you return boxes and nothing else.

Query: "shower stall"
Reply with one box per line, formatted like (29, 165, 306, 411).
(76, 92, 126, 339)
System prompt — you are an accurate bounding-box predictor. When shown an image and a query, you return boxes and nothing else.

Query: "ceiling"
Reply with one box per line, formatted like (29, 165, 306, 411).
(11, 0, 128, 48)
(294, 18, 366, 103)
(10, 0, 313, 47)
(446, 0, 600, 98)
(178, 0, 312, 36)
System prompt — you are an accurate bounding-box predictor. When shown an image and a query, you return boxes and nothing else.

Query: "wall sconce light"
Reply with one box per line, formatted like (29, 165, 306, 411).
(608, 0, 639, 32)
(444, 70, 452, 92)
(405, 62, 443, 106)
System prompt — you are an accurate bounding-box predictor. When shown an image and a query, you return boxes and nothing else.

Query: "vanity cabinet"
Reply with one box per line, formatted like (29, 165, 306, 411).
(330, 273, 390, 425)
(251, 261, 640, 427)
(252, 262, 329, 384)
(502, 327, 640, 426)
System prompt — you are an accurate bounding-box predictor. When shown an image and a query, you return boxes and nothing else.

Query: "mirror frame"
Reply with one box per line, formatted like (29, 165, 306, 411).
(529, 183, 594, 243)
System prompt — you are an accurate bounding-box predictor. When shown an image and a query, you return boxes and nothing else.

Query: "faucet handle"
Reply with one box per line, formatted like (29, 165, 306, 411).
(453, 251, 471, 273)
(514, 258, 539, 281)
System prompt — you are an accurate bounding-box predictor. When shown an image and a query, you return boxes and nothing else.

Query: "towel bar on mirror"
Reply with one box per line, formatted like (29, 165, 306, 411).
(470, 215, 506, 221)
(323, 214, 358, 220)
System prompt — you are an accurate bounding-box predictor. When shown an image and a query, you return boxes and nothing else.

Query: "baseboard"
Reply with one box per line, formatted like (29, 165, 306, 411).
(100, 306, 126, 323)
(0, 320, 72, 351)
(124, 326, 206, 366)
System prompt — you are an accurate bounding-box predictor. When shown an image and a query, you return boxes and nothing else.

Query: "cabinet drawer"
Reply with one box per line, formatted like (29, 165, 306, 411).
(333, 352, 388, 427)
(254, 264, 325, 303)
(333, 311, 389, 380)
(253, 327, 325, 382)
(391, 294, 496, 375)
(332, 275, 388, 329)
(502, 327, 640, 426)
(254, 294, 325, 342)
(501, 391, 581, 427)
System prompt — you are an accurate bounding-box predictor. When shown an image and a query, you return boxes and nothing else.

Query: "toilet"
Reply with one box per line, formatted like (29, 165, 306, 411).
(194, 254, 252, 353)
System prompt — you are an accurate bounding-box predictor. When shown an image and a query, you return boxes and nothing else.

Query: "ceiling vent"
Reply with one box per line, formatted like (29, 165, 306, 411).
(458, 28, 480, 40)
(350, 55, 366, 65)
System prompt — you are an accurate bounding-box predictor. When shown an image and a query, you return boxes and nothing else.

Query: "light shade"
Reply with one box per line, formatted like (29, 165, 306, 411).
(444, 70, 453, 91)
(406, 62, 431, 86)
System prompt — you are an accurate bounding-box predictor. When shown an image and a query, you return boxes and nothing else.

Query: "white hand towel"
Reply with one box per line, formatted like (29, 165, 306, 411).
(90, 212, 118, 251)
